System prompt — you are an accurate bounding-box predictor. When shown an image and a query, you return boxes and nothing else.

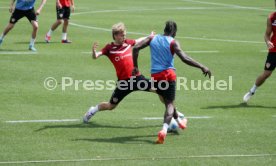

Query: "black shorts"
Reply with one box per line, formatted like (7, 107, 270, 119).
(56, 7, 71, 19)
(109, 75, 151, 105)
(155, 81, 176, 103)
(9, 8, 37, 24)
(264, 52, 276, 71)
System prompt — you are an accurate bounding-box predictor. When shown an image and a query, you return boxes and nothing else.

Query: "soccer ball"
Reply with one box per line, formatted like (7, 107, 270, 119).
(167, 111, 185, 132)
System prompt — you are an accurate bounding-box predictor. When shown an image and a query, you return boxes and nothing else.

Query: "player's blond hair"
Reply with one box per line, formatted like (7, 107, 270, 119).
(112, 22, 126, 40)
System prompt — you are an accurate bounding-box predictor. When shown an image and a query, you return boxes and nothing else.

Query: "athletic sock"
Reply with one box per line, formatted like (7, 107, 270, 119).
(30, 38, 35, 46)
(250, 84, 257, 94)
(89, 105, 99, 115)
(47, 29, 53, 36)
(62, 33, 67, 40)
(162, 123, 169, 134)
(176, 117, 182, 124)
(0, 33, 5, 40)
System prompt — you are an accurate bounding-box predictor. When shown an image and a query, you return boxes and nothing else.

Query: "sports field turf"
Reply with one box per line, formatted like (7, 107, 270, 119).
(0, 0, 275, 165)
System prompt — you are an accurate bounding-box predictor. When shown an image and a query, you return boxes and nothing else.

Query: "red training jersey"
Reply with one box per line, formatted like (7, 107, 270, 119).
(101, 39, 139, 80)
(59, 0, 71, 7)
(269, 12, 276, 52)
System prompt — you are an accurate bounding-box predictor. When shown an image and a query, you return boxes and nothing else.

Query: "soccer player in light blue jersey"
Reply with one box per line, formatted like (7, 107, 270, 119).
(0, 0, 47, 51)
(132, 20, 211, 144)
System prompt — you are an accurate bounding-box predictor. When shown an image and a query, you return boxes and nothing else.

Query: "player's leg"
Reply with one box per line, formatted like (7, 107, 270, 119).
(255, 70, 273, 87)
(0, 9, 23, 46)
(83, 83, 131, 123)
(0, 23, 14, 46)
(155, 81, 175, 144)
(243, 53, 275, 102)
(45, 19, 62, 43)
(45, 6, 64, 42)
(83, 102, 117, 123)
(25, 8, 38, 51)
(29, 20, 38, 51)
(61, 7, 71, 43)
(156, 100, 174, 144)
(61, 19, 71, 43)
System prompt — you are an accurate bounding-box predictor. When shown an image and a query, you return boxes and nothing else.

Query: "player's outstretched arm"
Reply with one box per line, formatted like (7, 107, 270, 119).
(9, 0, 15, 13)
(36, 0, 47, 15)
(173, 40, 211, 78)
(132, 36, 151, 75)
(264, 16, 274, 49)
(135, 31, 155, 44)
(70, 0, 75, 13)
(92, 42, 103, 59)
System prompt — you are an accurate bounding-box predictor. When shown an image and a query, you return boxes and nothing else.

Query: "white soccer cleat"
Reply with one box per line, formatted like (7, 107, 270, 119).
(45, 34, 51, 43)
(243, 92, 254, 103)
(29, 45, 37, 52)
(83, 107, 95, 123)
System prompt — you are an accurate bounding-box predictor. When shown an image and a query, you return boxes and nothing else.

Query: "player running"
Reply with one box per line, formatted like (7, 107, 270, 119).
(45, 0, 75, 43)
(243, 3, 276, 102)
(132, 20, 211, 144)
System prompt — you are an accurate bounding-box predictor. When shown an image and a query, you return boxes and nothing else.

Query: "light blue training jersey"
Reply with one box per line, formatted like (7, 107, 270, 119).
(15, 0, 36, 10)
(149, 34, 175, 74)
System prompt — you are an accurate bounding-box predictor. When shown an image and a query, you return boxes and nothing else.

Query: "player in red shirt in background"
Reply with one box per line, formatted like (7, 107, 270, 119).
(83, 22, 155, 123)
(45, 0, 75, 43)
(243, 1, 276, 102)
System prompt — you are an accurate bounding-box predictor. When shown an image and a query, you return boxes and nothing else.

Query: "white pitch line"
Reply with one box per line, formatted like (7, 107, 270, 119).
(178, 36, 263, 44)
(0, 154, 275, 164)
(81, 51, 219, 54)
(0, 52, 37, 55)
(143, 116, 212, 120)
(5, 119, 80, 123)
(69, 22, 144, 35)
(70, 22, 263, 44)
(186, 50, 219, 53)
(181, 0, 271, 12)
(72, 7, 236, 16)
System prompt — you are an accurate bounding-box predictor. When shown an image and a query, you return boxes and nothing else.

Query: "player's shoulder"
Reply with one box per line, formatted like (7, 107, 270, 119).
(269, 12, 276, 19)
(103, 42, 114, 49)
(124, 39, 135, 44)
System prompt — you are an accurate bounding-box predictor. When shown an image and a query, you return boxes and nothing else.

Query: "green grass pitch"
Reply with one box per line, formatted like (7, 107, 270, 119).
(0, 0, 275, 165)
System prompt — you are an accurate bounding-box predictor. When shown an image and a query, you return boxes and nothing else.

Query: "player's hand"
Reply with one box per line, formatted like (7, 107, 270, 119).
(35, 9, 41, 15)
(57, 2, 62, 9)
(132, 67, 139, 76)
(150, 31, 156, 37)
(91, 42, 99, 59)
(9, 7, 14, 13)
(266, 41, 274, 49)
(92, 42, 98, 50)
(201, 66, 211, 78)
(71, 5, 75, 13)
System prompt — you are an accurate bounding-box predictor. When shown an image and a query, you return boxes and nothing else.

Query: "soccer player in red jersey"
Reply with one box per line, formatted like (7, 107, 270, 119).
(243, 1, 276, 102)
(45, 0, 75, 43)
(83, 22, 154, 123)
(132, 20, 211, 144)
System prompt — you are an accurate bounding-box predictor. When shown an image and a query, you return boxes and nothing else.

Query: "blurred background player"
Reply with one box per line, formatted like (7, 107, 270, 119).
(0, 0, 47, 51)
(83, 22, 155, 123)
(132, 20, 211, 144)
(45, 0, 75, 43)
(243, 1, 276, 102)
